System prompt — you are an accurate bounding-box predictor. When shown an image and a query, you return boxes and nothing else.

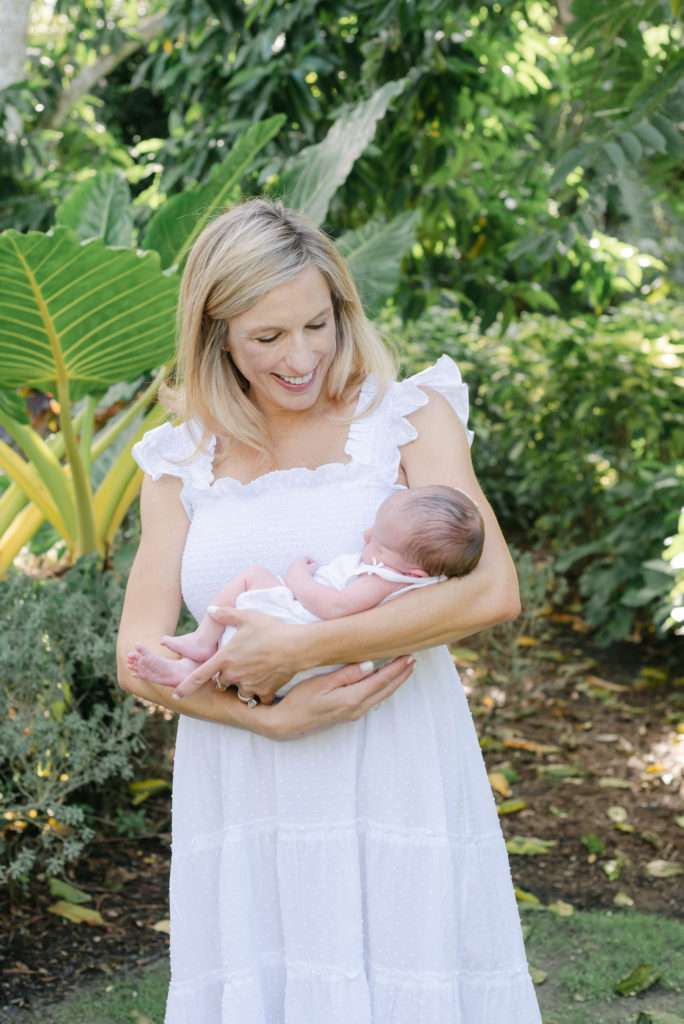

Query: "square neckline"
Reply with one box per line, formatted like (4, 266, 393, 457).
(207, 376, 374, 489)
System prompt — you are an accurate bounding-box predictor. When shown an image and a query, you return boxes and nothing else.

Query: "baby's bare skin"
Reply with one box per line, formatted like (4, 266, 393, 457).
(128, 642, 200, 687)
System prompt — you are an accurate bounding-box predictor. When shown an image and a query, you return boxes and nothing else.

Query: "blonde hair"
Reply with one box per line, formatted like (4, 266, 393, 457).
(398, 485, 485, 578)
(163, 197, 396, 455)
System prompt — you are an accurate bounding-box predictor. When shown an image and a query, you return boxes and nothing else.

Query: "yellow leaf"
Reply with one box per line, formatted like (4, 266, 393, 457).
(547, 900, 574, 917)
(585, 674, 629, 693)
(506, 836, 557, 855)
(516, 636, 539, 647)
(451, 647, 480, 663)
(48, 900, 106, 926)
(529, 965, 548, 985)
(515, 887, 541, 904)
(645, 764, 666, 774)
(497, 798, 528, 815)
(503, 737, 555, 753)
(129, 778, 172, 806)
(151, 918, 171, 934)
(488, 771, 512, 797)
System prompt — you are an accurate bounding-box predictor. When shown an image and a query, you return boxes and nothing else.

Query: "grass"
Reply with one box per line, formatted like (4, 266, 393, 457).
(7, 910, 684, 1024)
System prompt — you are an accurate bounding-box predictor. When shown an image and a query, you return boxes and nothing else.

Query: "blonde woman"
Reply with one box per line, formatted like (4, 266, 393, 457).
(116, 198, 541, 1024)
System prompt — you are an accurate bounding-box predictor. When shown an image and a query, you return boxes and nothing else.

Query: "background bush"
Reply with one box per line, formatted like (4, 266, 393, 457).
(0, 555, 148, 884)
(391, 297, 684, 643)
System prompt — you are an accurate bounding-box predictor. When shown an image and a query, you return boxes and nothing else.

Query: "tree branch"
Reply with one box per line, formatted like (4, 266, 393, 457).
(39, 10, 167, 131)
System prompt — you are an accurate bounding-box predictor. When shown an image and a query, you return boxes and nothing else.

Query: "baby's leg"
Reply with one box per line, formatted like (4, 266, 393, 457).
(162, 565, 281, 661)
(128, 643, 201, 687)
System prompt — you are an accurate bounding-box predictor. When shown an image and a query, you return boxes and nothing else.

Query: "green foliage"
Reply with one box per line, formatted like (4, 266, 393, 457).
(391, 298, 684, 642)
(0, 556, 147, 883)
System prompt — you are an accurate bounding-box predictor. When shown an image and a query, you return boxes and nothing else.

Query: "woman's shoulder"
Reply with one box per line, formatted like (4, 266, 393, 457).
(391, 355, 473, 447)
(131, 420, 215, 486)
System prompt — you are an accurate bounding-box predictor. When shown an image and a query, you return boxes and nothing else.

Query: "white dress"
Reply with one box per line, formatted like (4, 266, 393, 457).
(132, 356, 542, 1024)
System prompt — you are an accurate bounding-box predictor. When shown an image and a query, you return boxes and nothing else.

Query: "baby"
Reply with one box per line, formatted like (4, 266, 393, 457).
(128, 485, 484, 698)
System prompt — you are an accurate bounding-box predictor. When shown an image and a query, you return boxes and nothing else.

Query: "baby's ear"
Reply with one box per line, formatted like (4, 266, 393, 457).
(404, 566, 430, 578)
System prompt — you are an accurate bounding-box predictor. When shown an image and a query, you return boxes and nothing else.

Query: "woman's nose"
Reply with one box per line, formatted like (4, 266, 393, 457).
(283, 332, 315, 373)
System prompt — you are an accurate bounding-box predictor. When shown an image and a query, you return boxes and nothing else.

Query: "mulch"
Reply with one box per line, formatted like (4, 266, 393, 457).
(1, 623, 682, 1017)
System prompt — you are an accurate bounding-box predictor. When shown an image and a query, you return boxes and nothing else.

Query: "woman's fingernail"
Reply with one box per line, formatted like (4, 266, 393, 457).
(360, 660, 374, 673)
(407, 657, 416, 667)
(207, 604, 219, 614)
(172, 693, 182, 701)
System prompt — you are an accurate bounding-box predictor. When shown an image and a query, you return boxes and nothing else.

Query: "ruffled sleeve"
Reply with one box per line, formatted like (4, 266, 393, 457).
(131, 421, 215, 490)
(345, 355, 473, 485)
(395, 354, 473, 447)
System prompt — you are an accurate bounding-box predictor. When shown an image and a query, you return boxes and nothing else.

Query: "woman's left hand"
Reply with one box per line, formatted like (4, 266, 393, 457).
(174, 606, 298, 703)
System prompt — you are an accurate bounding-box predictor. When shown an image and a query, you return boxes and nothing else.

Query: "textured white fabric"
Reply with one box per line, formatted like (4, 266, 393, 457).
(132, 357, 541, 1024)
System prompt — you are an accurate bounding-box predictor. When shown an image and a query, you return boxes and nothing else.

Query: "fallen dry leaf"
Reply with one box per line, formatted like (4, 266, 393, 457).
(47, 900, 106, 926)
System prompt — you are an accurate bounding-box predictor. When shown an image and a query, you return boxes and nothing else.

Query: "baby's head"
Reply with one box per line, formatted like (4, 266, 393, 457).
(363, 486, 485, 579)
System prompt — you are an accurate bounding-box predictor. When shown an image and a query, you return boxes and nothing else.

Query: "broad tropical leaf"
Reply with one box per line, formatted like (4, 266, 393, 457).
(55, 171, 134, 246)
(278, 79, 407, 225)
(336, 211, 419, 314)
(142, 115, 286, 270)
(0, 226, 178, 400)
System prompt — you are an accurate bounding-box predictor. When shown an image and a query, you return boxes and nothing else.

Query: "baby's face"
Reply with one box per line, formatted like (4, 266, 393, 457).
(362, 494, 414, 572)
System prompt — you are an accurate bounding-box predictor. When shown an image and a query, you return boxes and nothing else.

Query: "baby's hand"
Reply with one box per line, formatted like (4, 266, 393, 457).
(284, 556, 318, 588)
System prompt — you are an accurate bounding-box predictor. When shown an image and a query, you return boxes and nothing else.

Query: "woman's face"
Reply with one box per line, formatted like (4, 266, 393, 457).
(226, 265, 337, 419)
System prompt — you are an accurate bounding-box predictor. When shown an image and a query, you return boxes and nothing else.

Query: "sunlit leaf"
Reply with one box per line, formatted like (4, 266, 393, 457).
(529, 965, 548, 985)
(151, 918, 171, 934)
(129, 778, 172, 806)
(613, 891, 635, 908)
(515, 887, 541, 905)
(547, 900, 574, 917)
(506, 836, 556, 855)
(48, 900, 106, 926)
(607, 806, 628, 823)
(451, 648, 480, 663)
(497, 798, 528, 815)
(615, 963, 663, 996)
(645, 859, 684, 878)
(488, 771, 512, 797)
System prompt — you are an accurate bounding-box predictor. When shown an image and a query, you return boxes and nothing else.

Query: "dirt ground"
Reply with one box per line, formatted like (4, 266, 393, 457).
(1, 619, 682, 1017)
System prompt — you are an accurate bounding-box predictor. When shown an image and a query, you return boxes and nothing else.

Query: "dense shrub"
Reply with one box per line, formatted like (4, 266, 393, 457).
(389, 299, 684, 643)
(0, 556, 147, 883)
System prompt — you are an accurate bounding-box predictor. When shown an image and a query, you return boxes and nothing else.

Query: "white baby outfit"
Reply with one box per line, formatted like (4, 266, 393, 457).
(132, 356, 542, 1024)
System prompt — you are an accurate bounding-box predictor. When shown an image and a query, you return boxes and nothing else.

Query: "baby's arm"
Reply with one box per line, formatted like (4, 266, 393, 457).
(284, 557, 404, 620)
(163, 564, 280, 661)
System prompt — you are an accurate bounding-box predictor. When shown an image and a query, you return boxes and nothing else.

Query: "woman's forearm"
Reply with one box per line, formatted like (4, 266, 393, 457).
(289, 559, 520, 672)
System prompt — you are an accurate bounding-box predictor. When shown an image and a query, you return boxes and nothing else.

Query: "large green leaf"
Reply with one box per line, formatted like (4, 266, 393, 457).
(55, 171, 134, 247)
(277, 79, 407, 226)
(336, 211, 419, 314)
(142, 115, 286, 270)
(0, 227, 178, 400)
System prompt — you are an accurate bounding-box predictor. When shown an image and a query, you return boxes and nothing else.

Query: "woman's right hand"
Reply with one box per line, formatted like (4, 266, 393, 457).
(246, 655, 415, 740)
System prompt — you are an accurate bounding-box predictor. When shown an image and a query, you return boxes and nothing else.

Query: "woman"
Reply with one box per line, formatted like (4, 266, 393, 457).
(116, 198, 542, 1024)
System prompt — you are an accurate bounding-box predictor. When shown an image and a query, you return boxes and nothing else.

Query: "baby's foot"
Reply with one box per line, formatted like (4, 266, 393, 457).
(161, 633, 218, 663)
(128, 643, 198, 686)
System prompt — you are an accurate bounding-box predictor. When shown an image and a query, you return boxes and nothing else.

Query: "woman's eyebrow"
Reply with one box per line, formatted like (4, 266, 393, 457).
(248, 305, 333, 333)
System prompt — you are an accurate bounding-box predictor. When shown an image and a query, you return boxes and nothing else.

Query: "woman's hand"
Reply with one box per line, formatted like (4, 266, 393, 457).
(247, 655, 416, 740)
(175, 606, 301, 704)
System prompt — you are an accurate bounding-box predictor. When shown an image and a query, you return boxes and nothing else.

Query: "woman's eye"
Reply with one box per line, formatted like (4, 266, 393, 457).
(308, 321, 326, 331)
(256, 333, 280, 343)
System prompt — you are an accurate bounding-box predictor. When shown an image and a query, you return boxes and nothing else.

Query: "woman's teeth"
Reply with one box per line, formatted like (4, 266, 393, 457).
(277, 371, 314, 385)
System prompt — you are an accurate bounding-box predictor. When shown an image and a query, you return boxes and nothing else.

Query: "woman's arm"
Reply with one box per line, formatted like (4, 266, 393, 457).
(116, 474, 415, 736)
(200, 389, 519, 695)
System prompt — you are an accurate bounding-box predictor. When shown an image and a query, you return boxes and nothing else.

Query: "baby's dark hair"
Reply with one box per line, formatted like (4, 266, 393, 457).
(401, 485, 485, 578)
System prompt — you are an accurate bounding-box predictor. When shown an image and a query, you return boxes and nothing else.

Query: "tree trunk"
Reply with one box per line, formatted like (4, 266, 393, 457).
(39, 9, 167, 131)
(0, 0, 33, 137)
